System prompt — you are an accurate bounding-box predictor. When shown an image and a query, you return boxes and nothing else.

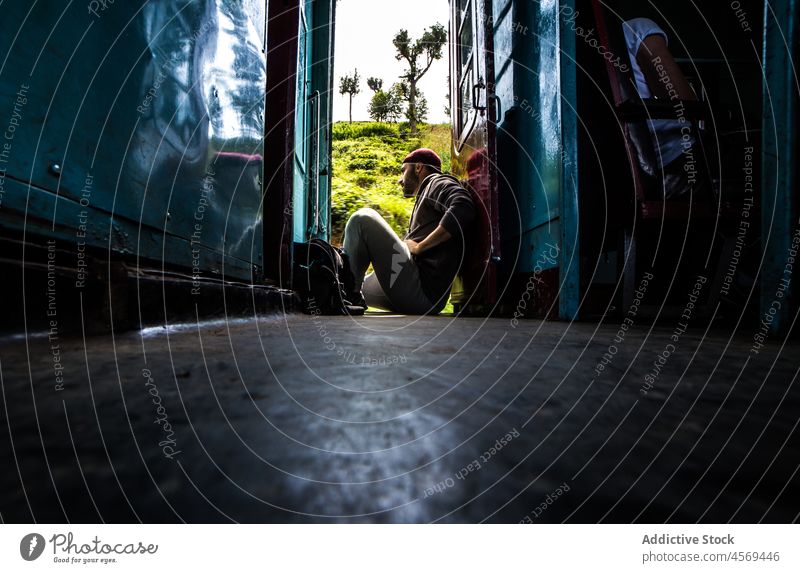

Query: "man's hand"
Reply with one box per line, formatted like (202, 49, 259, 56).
(405, 226, 453, 257)
(404, 239, 420, 256)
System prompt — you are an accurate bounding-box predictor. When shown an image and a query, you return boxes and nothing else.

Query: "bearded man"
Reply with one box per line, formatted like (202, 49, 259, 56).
(342, 148, 476, 314)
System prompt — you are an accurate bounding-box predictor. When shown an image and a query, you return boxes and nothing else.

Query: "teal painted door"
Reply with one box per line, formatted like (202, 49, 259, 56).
(0, 1, 267, 282)
(293, 0, 313, 243)
(292, 0, 331, 243)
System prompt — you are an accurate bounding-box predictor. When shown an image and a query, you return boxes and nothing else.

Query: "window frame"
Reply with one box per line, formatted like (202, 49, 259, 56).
(453, 0, 479, 150)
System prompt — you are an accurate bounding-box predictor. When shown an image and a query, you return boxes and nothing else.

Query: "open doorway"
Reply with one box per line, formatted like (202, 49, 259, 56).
(329, 0, 452, 247)
(265, 0, 500, 315)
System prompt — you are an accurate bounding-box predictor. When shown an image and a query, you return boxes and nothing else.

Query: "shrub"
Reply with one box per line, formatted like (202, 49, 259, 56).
(354, 175, 376, 188)
(332, 122, 399, 140)
(348, 158, 378, 170)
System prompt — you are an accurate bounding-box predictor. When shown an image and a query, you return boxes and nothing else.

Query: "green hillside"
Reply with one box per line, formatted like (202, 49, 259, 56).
(330, 122, 452, 245)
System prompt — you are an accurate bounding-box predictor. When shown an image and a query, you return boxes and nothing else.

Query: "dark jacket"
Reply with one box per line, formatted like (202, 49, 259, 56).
(404, 173, 476, 306)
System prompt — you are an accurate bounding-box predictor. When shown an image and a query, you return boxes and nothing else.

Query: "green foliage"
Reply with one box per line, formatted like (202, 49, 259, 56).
(332, 121, 399, 140)
(330, 122, 452, 244)
(368, 91, 392, 122)
(368, 83, 405, 123)
(410, 93, 429, 124)
(417, 123, 452, 173)
(367, 77, 383, 92)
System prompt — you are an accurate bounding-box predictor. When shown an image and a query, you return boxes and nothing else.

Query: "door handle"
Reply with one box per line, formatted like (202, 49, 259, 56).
(472, 80, 487, 112)
(490, 93, 502, 123)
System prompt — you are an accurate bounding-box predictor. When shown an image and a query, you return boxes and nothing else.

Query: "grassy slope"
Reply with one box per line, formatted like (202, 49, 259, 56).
(330, 122, 452, 245)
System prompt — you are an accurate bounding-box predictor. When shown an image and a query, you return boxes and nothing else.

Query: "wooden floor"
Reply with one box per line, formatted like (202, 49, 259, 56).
(0, 312, 798, 523)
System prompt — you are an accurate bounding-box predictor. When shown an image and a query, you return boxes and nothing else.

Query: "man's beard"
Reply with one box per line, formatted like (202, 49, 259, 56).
(402, 171, 419, 198)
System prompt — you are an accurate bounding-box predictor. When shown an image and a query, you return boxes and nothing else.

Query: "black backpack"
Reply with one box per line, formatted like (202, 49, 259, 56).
(293, 239, 365, 316)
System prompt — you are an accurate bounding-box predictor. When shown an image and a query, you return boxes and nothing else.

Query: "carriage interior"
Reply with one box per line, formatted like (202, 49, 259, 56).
(573, 0, 766, 324)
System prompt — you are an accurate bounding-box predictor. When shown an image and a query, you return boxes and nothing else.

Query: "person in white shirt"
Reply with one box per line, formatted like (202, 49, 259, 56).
(622, 18, 708, 200)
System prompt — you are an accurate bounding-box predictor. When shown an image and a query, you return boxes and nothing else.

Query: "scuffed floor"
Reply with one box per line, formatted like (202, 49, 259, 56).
(1, 312, 798, 523)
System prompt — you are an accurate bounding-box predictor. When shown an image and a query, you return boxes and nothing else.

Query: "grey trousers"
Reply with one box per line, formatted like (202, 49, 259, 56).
(343, 208, 439, 314)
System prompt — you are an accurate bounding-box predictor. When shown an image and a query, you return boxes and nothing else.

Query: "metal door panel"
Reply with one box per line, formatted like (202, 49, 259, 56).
(0, 0, 267, 280)
(292, 0, 312, 243)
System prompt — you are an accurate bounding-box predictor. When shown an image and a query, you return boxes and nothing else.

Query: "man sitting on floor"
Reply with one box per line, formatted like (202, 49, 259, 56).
(342, 148, 476, 315)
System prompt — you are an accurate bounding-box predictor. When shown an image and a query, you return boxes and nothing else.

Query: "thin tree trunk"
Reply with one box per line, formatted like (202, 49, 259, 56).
(409, 80, 418, 135)
(349, 95, 353, 123)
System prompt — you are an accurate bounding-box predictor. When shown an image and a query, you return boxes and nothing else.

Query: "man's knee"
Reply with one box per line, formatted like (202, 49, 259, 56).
(346, 207, 382, 233)
(349, 207, 381, 223)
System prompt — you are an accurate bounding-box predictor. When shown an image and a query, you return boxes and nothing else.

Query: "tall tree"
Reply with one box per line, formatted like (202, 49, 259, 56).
(367, 77, 383, 93)
(392, 23, 447, 135)
(339, 69, 361, 123)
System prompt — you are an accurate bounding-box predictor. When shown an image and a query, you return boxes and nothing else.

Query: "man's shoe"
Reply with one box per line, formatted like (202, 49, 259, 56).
(346, 289, 367, 311)
(343, 290, 366, 316)
(344, 291, 367, 315)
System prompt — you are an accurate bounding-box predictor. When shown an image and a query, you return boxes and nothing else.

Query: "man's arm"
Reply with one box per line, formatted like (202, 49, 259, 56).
(405, 225, 451, 255)
(636, 35, 697, 101)
(406, 180, 475, 255)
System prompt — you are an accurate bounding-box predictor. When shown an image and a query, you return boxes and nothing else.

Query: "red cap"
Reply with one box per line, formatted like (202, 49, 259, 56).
(402, 148, 442, 172)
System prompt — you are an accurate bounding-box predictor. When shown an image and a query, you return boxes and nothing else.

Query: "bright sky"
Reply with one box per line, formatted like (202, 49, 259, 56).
(332, 0, 450, 124)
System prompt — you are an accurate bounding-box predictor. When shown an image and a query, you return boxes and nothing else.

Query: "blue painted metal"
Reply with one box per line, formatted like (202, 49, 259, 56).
(495, 0, 564, 275)
(293, 0, 314, 243)
(311, 0, 336, 240)
(558, 0, 580, 320)
(263, 0, 335, 287)
(447, 0, 579, 315)
(761, 0, 799, 335)
(481, 0, 570, 315)
(0, 0, 267, 281)
(293, 0, 335, 243)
